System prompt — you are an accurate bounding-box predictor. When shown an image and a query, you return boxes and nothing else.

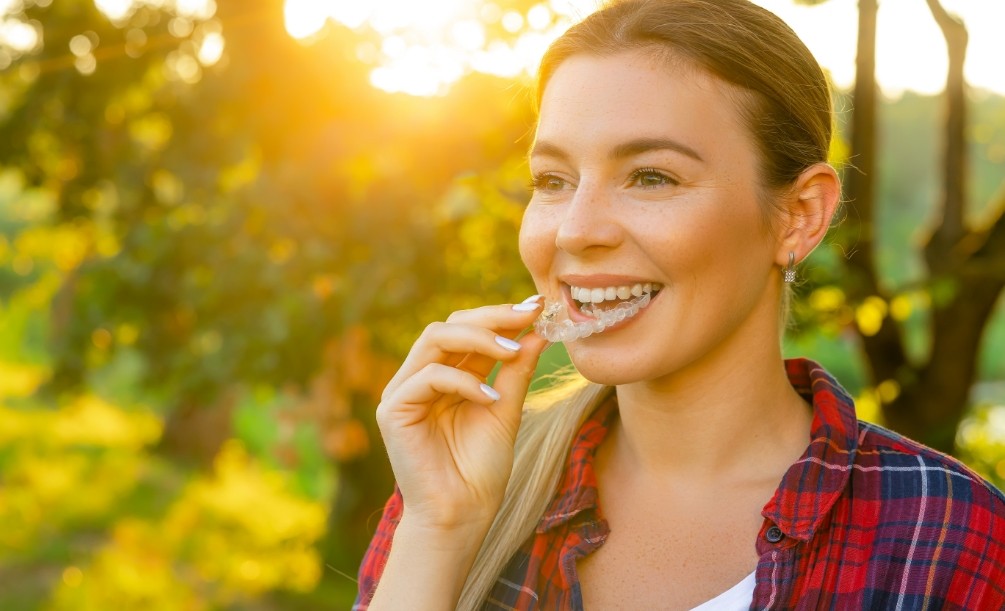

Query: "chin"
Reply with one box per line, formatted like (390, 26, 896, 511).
(567, 352, 654, 387)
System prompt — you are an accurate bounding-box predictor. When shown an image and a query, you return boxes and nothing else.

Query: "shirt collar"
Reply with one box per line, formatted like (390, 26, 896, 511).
(536, 391, 618, 533)
(536, 358, 859, 539)
(762, 358, 859, 541)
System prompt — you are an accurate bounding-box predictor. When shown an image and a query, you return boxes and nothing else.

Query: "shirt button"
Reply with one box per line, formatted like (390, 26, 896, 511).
(765, 526, 784, 543)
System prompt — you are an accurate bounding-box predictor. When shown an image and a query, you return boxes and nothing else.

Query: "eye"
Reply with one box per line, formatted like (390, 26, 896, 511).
(628, 167, 678, 189)
(529, 173, 571, 192)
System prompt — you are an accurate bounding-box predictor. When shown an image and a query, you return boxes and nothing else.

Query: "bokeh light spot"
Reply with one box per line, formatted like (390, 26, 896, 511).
(198, 31, 224, 65)
(889, 293, 912, 321)
(527, 4, 552, 30)
(809, 286, 846, 312)
(74, 54, 96, 75)
(1, 18, 39, 52)
(501, 11, 523, 33)
(69, 33, 93, 57)
(285, 0, 327, 40)
(168, 16, 194, 38)
(61, 566, 84, 588)
(855, 296, 888, 337)
(93, 0, 132, 21)
(877, 379, 900, 404)
(91, 328, 113, 350)
(125, 27, 147, 58)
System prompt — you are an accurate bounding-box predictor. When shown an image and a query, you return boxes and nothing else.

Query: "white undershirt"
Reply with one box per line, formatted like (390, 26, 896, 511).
(688, 571, 756, 611)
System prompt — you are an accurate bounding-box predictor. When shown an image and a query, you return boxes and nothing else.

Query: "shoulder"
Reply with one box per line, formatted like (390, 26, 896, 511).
(849, 421, 1005, 577)
(835, 423, 1005, 604)
(854, 420, 1005, 511)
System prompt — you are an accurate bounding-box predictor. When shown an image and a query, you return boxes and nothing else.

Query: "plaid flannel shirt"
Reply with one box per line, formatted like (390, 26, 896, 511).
(355, 358, 1005, 609)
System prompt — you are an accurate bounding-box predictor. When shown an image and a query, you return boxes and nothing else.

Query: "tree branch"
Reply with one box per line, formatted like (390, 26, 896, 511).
(923, 0, 970, 271)
(840, 0, 909, 383)
(971, 182, 1005, 263)
(842, 0, 879, 294)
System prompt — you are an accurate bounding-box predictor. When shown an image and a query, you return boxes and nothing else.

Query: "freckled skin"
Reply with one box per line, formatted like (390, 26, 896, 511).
(520, 51, 782, 389)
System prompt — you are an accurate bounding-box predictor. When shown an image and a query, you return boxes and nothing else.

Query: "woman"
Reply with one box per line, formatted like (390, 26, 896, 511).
(355, 0, 1005, 609)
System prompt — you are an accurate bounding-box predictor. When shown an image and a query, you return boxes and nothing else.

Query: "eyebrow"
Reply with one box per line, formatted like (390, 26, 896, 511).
(530, 136, 704, 163)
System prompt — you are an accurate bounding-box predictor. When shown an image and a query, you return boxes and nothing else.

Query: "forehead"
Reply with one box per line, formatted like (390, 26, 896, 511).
(535, 51, 752, 160)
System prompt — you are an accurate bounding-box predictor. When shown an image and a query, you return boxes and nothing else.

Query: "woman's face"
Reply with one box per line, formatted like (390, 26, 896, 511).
(519, 50, 785, 386)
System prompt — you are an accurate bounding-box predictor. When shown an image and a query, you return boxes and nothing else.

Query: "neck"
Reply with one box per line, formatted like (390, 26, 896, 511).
(610, 343, 811, 484)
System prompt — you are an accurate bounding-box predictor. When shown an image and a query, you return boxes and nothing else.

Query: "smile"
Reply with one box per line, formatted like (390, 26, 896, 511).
(570, 282, 662, 308)
(534, 282, 663, 342)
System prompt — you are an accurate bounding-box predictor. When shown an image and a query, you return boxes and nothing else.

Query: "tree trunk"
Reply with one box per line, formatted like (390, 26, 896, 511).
(878, 1, 1005, 455)
(923, 0, 969, 266)
(887, 271, 1004, 452)
(840, 0, 911, 385)
(835, 0, 1005, 456)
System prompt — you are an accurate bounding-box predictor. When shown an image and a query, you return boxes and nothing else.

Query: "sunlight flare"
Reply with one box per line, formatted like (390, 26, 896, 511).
(282, 0, 1005, 98)
(283, 0, 599, 95)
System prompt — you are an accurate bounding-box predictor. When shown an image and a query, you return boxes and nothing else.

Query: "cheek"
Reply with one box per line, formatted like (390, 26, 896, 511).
(633, 204, 720, 265)
(518, 206, 555, 279)
(636, 196, 771, 282)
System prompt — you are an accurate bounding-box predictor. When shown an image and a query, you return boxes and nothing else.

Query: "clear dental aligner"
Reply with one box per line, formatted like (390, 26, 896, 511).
(533, 290, 654, 343)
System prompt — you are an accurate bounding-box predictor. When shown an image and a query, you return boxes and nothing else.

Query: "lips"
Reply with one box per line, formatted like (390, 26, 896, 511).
(558, 276, 664, 325)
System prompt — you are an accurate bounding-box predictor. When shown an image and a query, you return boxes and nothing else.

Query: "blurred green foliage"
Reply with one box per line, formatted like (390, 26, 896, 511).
(0, 0, 1004, 609)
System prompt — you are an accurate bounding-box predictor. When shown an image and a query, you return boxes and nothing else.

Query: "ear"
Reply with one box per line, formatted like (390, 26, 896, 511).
(774, 162, 841, 269)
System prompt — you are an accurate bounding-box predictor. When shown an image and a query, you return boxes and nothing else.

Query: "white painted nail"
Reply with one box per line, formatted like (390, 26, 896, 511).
(495, 336, 522, 351)
(480, 383, 500, 402)
(513, 302, 543, 312)
(521, 294, 543, 303)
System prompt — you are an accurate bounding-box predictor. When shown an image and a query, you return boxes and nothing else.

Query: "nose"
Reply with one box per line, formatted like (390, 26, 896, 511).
(554, 183, 623, 255)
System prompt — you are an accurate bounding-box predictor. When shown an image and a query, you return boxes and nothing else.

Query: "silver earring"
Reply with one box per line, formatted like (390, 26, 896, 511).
(784, 252, 796, 283)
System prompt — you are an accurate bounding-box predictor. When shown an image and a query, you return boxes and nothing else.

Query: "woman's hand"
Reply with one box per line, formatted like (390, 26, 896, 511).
(375, 296, 549, 539)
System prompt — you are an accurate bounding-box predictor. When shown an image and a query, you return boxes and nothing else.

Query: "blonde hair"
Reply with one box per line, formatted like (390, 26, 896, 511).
(456, 0, 833, 606)
(457, 377, 612, 609)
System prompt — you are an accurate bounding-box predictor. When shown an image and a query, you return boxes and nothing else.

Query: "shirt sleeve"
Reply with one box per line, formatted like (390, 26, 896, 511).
(352, 486, 404, 610)
(955, 485, 1005, 608)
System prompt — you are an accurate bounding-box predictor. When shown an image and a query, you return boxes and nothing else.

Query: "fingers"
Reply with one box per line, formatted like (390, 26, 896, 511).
(382, 298, 544, 400)
(486, 331, 550, 433)
(443, 296, 544, 328)
(495, 331, 550, 392)
(377, 333, 549, 436)
(377, 363, 500, 429)
(419, 321, 526, 365)
(443, 297, 545, 381)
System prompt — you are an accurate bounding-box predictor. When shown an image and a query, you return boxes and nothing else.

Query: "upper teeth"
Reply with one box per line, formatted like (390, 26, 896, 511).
(570, 282, 661, 304)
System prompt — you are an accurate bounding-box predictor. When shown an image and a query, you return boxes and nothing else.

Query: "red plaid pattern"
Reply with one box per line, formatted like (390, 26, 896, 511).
(355, 359, 1005, 609)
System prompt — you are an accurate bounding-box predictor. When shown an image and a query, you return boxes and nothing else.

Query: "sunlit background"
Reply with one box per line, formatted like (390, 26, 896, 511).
(2, 0, 1005, 96)
(284, 0, 1005, 96)
(1, 0, 1004, 609)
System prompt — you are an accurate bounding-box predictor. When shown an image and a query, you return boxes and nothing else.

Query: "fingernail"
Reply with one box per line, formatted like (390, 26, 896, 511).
(521, 294, 543, 304)
(480, 383, 500, 402)
(513, 301, 543, 312)
(495, 336, 522, 352)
